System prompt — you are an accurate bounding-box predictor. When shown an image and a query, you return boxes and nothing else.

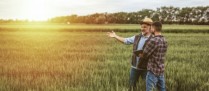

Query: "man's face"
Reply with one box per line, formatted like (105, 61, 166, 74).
(141, 24, 151, 34)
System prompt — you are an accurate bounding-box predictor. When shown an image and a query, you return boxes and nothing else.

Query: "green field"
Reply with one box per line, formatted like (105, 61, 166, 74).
(0, 24, 209, 91)
(1, 23, 209, 29)
(0, 24, 209, 33)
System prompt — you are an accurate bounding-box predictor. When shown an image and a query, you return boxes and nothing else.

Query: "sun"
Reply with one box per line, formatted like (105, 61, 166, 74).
(20, 0, 52, 21)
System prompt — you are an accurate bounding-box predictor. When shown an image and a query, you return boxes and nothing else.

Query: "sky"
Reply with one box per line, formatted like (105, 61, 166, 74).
(0, 0, 209, 21)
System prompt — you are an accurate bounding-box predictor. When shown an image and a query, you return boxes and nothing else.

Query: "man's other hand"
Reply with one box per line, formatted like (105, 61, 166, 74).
(107, 31, 117, 38)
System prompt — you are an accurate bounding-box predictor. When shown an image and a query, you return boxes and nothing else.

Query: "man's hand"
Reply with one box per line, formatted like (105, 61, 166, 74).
(107, 31, 117, 38)
(106, 31, 125, 43)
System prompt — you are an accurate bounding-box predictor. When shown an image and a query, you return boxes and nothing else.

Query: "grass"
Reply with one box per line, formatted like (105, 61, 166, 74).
(0, 24, 209, 91)
(1, 23, 209, 30)
(1, 24, 209, 33)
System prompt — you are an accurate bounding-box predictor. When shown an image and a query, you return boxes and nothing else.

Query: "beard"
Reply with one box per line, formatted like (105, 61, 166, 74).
(143, 32, 147, 35)
(141, 31, 148, 36)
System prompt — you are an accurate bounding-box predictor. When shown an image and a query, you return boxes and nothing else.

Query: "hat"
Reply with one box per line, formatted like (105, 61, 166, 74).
(140, 18, 153, 25)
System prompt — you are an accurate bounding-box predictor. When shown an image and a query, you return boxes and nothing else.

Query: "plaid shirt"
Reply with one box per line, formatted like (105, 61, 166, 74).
(143, 35, 168, 76)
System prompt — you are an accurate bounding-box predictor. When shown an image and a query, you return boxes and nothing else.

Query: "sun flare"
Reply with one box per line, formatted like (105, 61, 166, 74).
(20, 0, 52, 21)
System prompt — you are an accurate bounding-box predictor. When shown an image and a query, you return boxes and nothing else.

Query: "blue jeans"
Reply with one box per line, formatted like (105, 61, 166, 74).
(146, 71, 166, 91)
(129, 68, 147, 91)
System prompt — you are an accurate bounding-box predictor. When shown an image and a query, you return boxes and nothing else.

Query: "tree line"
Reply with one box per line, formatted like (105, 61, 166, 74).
(48, 6, 209, 25)
(1, 6, 209, 25)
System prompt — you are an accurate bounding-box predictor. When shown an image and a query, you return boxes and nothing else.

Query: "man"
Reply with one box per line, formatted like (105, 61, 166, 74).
(107, 18, 153, 91)
(139, 22, 168, 91)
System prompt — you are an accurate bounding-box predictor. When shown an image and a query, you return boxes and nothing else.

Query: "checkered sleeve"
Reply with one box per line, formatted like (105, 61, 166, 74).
(143, 39, 158, 57)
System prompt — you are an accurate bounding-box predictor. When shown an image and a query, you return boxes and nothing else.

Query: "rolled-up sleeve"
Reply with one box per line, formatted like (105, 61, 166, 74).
(124, 36, 135, 45)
